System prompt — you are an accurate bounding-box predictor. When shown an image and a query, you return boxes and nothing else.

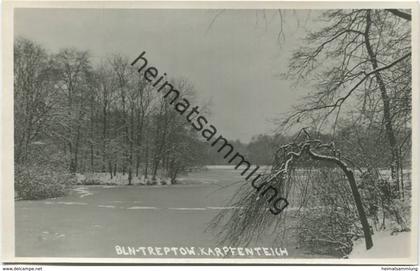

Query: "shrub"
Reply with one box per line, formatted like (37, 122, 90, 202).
(387, 198, 411, 233)
(15, 163, 75, 200)
(79, 178, 102, 185)
(359, 168, 411, 232)
(294, 169, 362, 257)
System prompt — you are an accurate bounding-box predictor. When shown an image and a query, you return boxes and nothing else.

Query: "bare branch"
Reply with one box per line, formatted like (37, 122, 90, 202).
(385, 9, 411, 21)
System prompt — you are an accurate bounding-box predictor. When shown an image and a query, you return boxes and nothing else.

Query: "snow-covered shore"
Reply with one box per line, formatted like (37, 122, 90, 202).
(349, 231, 412, 259)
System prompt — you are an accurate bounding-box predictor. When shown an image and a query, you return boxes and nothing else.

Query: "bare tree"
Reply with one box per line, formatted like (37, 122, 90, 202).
(14, 38, 57, 163)
(281, 9, 411, 196)
(54, 48, 92, 173)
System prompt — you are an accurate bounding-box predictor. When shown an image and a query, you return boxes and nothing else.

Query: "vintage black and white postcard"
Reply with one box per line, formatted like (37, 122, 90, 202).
(1, 0, 419, 265)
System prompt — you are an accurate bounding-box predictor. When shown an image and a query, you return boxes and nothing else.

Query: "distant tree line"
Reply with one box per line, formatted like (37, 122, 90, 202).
(205, 130, 410, 169)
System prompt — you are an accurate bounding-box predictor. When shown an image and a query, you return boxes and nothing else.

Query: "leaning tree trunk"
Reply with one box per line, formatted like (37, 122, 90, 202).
(305, 145, 373, 250)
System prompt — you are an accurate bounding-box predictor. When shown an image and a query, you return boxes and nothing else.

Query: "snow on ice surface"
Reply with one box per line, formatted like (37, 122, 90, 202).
(72, 186, 93, 197)
(127, 206, 157, 210)
(205, 165, 271, 170)
(349, 231, 411, 259)
(205, 165, 238, 170)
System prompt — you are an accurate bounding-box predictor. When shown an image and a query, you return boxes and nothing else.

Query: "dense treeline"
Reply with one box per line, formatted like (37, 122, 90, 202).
(14, 37, 292, 188)
(14, 37, 212, 186)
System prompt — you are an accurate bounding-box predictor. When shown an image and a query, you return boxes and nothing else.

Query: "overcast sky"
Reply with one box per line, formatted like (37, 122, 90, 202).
(15, 9, 317, 143)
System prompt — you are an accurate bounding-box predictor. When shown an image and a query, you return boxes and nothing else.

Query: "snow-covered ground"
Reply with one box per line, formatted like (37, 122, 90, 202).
(349, 231, 412, 259)
(75, 172, 172, 185)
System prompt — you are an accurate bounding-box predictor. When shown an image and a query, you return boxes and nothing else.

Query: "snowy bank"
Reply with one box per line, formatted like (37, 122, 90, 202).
(349, 231, 411, 259)
(75, 172, 172, 186)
